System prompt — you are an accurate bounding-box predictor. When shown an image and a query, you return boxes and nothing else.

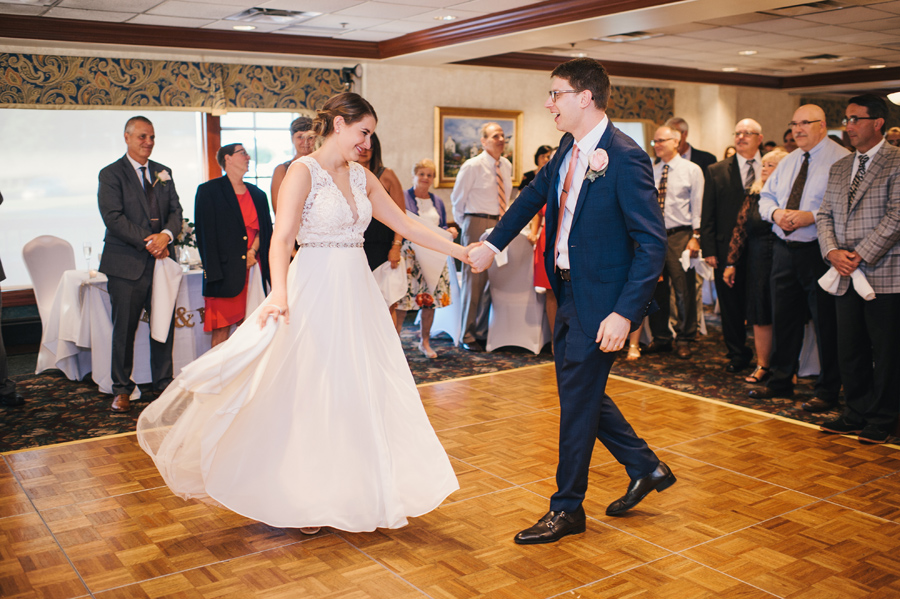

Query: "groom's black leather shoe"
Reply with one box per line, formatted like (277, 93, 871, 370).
(606, 462, 676, 516)
(514, 506, 586, 544)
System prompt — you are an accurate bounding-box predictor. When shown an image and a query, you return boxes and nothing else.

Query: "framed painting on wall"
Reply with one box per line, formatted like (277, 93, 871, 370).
(434, 107, 523, 188)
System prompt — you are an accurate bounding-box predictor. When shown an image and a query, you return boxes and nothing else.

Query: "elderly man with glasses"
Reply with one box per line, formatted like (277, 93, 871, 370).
(644, 125, 705, 359)
(750, 105, 849, 411)
(700, 119, 763, 373)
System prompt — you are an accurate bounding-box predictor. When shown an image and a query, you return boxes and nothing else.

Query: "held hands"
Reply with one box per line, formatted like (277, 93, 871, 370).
(774, 209, 814, 233)
(468, 243, 495, 273)
(144, 232, 169, 258)
(596, 313, 631, 352)
(704, 255, 718, 269)
(827, 249, 862, 277)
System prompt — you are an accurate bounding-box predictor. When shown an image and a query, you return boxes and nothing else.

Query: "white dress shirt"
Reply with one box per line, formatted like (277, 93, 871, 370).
(758, 137, 850, 243)
(736, 151, 762, 187)
(450, 150, 512, 224)
(126, 154, 174, 242)
(554, 116, 608, 269)
(851, 138, 884, 182)
(653, 154, 704, 230)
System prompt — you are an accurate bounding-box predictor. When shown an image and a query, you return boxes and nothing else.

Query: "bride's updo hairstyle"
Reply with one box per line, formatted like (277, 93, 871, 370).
(313, 92, 378, 138)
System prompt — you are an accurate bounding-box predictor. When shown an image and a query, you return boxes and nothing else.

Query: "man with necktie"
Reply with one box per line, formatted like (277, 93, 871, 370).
(0, 189, 25, 408)
(98, 116, 183, 413)
(646, 125, 704, 359)
(818, 94, 900, 444)
(469, 58, 672, 544)
(451, 122, 512, 352)
(700, 119, 764, 372)
(751, 105, 849, 409)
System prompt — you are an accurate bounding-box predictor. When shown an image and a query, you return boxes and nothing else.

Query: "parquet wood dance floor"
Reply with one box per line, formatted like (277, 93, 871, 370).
(3, 364, 900, 598)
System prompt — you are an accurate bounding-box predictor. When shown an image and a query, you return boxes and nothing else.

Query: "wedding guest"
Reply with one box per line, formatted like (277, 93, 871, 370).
(666, 116, 717, 177)
(98, 116, 182, 413)
(887, 126, 900, 147)
(271, 116, 316, 213)
(783, 128, 798, 153)
(0, 189, 24, 408)
(723, 146, 736, 159)
(525, 145, 558, 331)
(451, 122, 512, 352)
(195, 143, 273, 347)
(722, 148, 788, 383)
(359, 133, 407, 326)
(393, 159, 459, 358)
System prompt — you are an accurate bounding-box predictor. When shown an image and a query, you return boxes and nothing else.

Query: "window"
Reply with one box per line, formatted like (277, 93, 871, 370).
(0, 109, 204, 288)
(611, 119, 654, 153)
(219, 112, 301, 193)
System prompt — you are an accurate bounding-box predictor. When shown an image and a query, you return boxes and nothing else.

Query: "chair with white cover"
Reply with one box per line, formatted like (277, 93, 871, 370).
(22, 235, 77, 373)
(485, 232, 550, 354)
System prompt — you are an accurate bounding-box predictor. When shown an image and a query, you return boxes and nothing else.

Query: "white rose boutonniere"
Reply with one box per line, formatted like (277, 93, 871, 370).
(584, 149, 609, 182)
(153, 170, 172, 187)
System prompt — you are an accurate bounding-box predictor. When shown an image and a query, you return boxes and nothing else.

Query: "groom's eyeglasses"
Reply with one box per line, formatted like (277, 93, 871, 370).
(548, 90, 578, 103)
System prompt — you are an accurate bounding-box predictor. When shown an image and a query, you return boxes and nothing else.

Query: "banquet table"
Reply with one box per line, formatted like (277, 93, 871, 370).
(38, 269, 212, 396)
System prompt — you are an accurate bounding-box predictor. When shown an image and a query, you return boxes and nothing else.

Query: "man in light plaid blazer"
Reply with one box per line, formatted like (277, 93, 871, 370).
(817, 94, 900, 445)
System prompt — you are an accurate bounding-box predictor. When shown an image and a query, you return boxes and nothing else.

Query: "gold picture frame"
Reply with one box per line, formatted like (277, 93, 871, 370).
(434, 106, 523, 188)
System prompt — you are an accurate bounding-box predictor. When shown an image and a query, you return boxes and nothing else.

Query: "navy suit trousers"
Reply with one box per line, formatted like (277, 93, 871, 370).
(550, 281, 659, 513)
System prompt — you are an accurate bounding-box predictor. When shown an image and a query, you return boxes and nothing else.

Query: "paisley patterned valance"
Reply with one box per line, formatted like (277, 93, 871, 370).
(0, 53, 347, 114)
(609, 86, 674, 125)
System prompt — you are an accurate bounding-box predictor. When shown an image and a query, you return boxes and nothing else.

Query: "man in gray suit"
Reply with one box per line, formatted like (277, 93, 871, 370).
(818, 94, 900, 444)
(98, 116, 182, 413)
(0, 190, 25, 407)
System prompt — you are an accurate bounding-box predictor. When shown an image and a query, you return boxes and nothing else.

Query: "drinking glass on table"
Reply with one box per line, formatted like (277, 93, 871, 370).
(83, 242, 93, 276)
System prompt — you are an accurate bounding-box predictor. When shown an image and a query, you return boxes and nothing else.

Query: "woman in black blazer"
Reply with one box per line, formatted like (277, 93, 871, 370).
(195, 143, 273, 346)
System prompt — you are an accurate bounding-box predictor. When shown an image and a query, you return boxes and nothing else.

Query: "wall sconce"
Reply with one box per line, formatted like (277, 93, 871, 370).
(341, 64, 362, 89)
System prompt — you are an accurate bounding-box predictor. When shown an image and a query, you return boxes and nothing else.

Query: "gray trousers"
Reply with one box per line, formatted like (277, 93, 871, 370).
(460, 214, 496, 344)
(0, 290, 14, 398)
(649, 228, 697, 343)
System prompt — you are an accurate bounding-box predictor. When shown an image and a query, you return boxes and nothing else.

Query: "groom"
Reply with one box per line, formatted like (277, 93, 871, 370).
(469, 58, 675, 544)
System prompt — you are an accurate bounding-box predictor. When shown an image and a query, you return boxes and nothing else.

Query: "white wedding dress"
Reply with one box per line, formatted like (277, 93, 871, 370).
(137, 156, 459, 531)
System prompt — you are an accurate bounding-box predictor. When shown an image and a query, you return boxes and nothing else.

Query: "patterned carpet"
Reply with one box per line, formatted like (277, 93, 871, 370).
(1, 314, 854, 453)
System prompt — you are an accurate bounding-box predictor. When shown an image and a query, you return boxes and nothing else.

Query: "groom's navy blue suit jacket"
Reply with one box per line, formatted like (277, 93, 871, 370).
(486, 123, 666, 335)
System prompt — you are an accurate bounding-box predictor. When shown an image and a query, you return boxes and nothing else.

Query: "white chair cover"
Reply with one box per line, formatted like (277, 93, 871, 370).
(22, 235, 76, 373)
(485, 233, 550, 354)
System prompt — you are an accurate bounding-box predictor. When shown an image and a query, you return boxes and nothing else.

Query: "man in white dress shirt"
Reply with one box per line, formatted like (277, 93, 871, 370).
(646, 126, 705, 359)
(750, 104, 849, 410)
(450, 122, 512, 351)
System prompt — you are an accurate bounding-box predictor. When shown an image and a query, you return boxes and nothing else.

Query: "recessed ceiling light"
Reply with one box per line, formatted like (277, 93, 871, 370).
(738, 50, 757, 56)
(571, 52, 587, 58)
(722, 67, 738, 72)
(595, 31, 661, 43)
(869, 64, 887, 69)
(434, 15, 456, 21)
(232, 25, 256, 30)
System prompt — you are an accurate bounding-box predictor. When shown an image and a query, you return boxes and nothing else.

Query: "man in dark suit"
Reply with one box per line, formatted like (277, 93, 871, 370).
(0, 189, 25, 407)
(700, 118, 763, 371)
(469, 58, 674, 545)
(666, 117, 717, 178)
(98, 116, 182, 413)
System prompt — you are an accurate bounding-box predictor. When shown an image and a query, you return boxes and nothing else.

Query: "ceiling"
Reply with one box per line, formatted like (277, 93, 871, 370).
(2, 0, 900, 92)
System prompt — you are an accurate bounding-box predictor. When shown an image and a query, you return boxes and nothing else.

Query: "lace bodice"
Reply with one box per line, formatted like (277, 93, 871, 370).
(296, 156, 372, 245)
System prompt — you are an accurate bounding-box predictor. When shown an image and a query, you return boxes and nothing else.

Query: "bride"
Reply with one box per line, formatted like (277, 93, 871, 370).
(137, 92, 470, 533)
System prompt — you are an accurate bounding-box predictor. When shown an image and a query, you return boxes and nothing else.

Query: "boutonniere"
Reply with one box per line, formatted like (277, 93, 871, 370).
(584, 149, 609, 182)
(153, 170, 172, 187)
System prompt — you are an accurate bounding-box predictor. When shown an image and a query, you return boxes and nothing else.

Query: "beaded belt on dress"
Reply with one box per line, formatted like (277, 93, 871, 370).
(299, 242, 364, 248)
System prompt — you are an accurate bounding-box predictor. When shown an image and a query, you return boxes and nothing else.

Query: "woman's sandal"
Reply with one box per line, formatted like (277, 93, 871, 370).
(745, 365, 771, 384)
(625, 344, 641, 361)
(418, 342, 438, 359)
(300, 527, 321, 535)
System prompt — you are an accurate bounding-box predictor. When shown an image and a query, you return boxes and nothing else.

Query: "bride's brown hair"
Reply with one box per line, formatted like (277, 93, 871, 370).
(313, 93, 377, 138)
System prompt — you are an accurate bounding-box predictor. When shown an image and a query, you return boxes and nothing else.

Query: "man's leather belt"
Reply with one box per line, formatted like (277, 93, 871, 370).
(465, 213, 500, 220)
(666, 225, 692, 235)
(557, 268, 571, 282)
(775, 237, 817, 249)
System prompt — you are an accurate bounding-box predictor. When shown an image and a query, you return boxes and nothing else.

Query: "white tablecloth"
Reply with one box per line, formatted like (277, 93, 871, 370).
(38, 269, 212, 395)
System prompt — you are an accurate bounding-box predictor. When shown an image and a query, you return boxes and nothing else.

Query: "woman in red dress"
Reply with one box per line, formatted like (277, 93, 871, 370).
(195, 143, 273, 346)
(524, 145, 557, 331)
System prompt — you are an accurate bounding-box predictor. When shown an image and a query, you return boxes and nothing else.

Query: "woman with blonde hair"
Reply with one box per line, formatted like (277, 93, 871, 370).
(394, 158, 459, 358)
(723, 148, 788, 383)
